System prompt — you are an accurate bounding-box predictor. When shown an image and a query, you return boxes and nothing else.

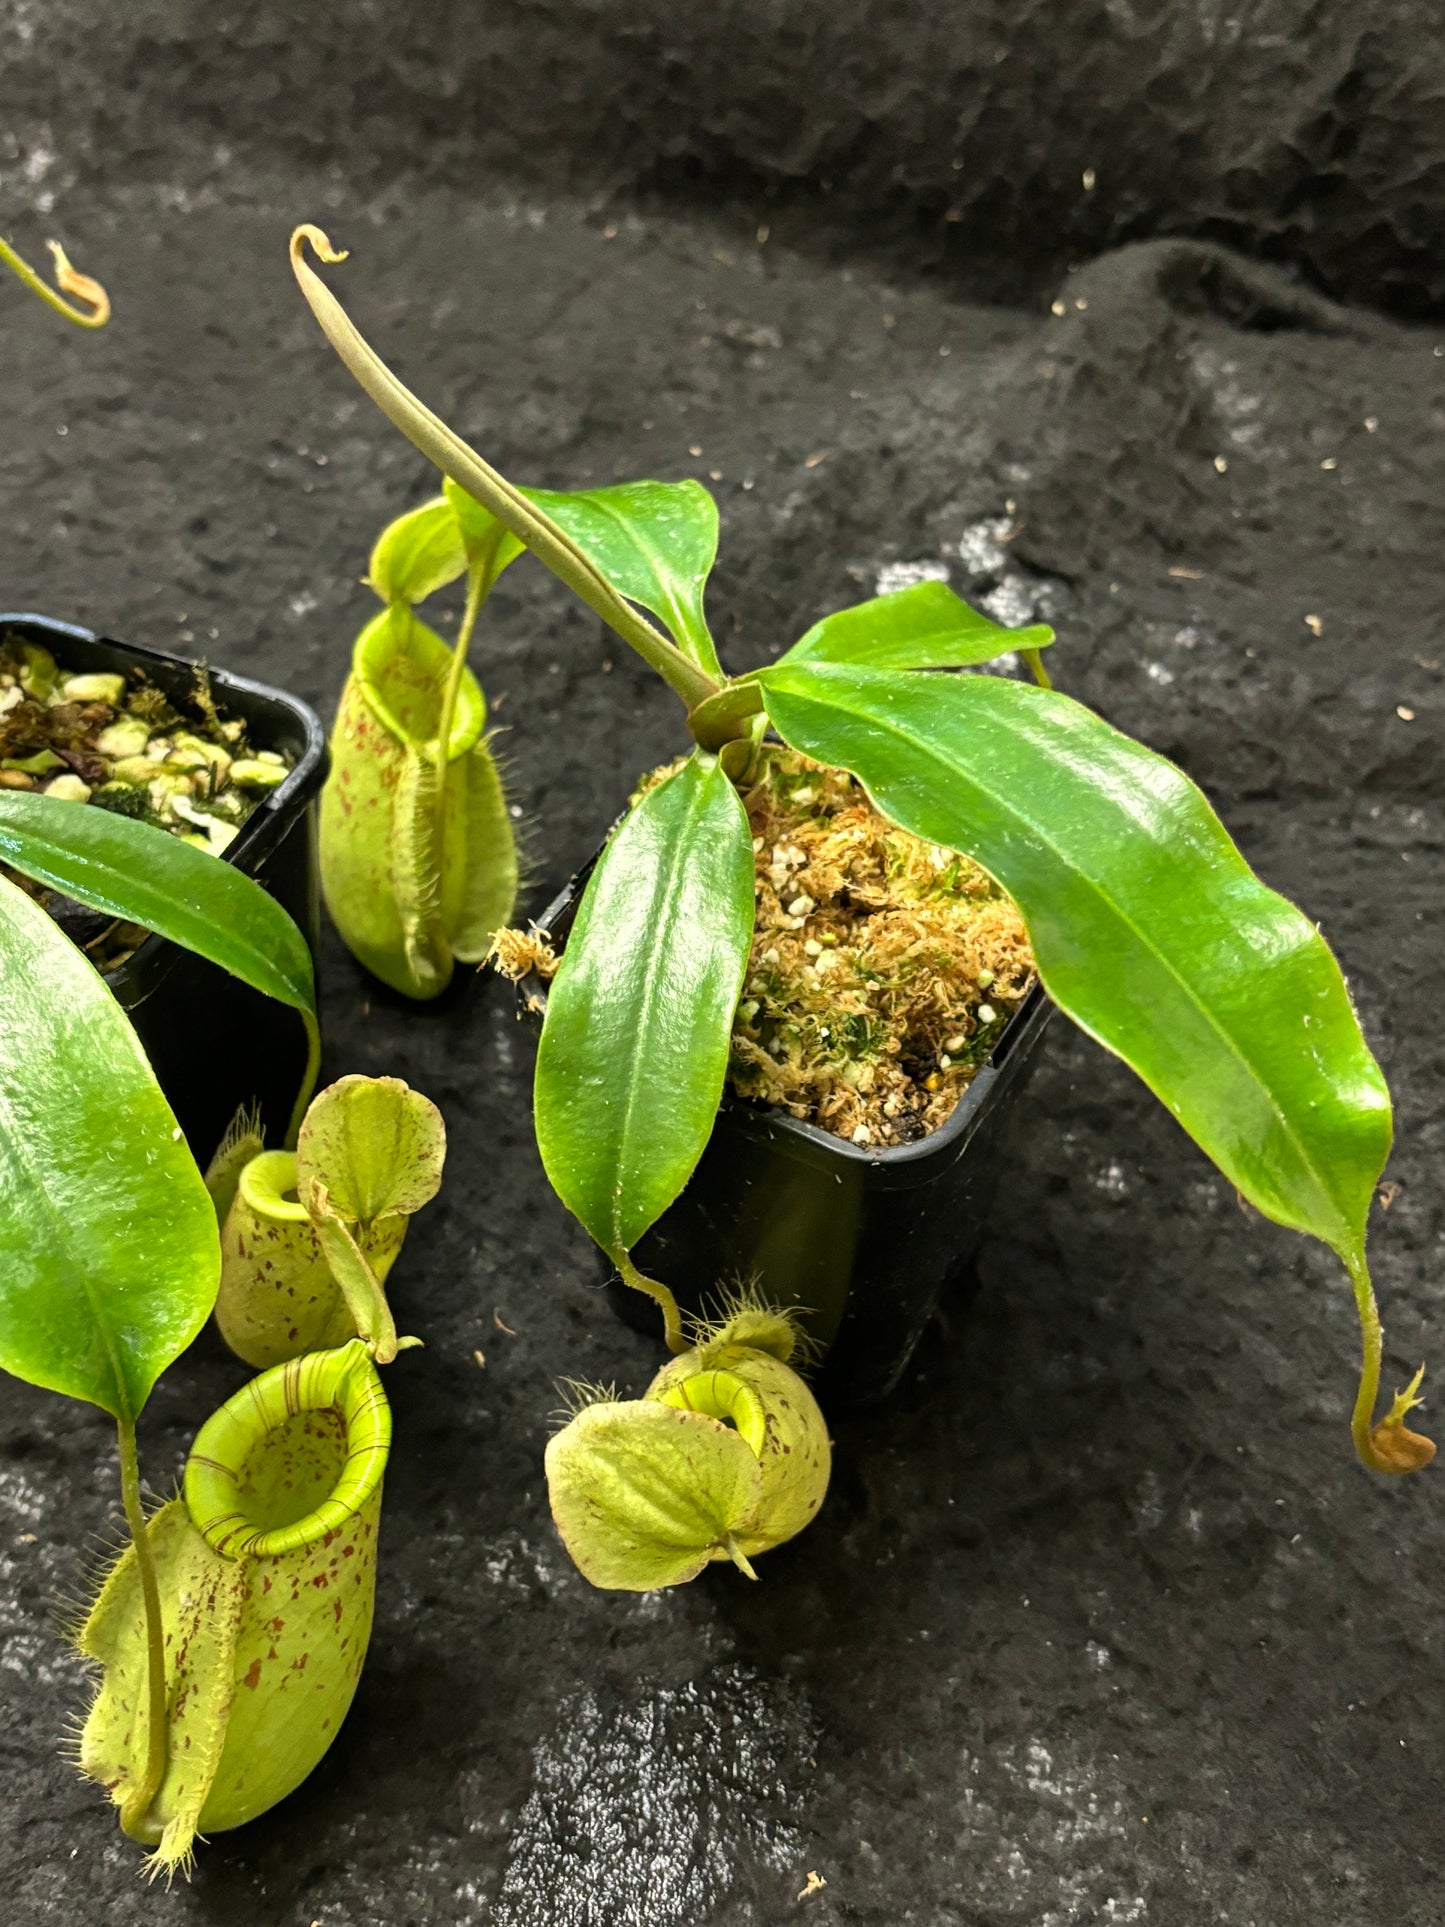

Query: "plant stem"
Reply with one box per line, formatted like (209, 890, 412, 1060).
(1, 235, 110, 328)
(433, 566, 486, 865)
(290, 227, 718, 716)
(115, 1417, 168, 1841)
(284, 1009, 323, 1151)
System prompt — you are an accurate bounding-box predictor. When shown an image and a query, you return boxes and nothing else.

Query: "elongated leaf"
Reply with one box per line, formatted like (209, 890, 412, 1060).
(0, 873, 220, 1417)
(535, 752, 755, 1256)
(524, 480, 723, 679)
(0, 793, 316, 1024)
(368, 496, 466, 604)
(776, 580, 1053, 672)
(759, 662, 1389, 1269)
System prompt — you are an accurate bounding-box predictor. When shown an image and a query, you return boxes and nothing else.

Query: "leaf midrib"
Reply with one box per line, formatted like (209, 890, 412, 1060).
(600, 769, 714, 1249)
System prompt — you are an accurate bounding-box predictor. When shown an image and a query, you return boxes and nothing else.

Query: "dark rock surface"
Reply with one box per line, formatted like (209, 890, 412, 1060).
(6, 1, 1445, 318)
(2, 8, 1443, 1922)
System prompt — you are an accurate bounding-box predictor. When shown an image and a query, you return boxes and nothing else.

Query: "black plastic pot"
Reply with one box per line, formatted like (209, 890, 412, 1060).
(517, 854, 1053, 1410)
(0, 613, 327, 1159)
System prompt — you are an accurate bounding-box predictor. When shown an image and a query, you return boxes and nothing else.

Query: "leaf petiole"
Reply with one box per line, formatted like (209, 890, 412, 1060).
(687, 677, 767, 751)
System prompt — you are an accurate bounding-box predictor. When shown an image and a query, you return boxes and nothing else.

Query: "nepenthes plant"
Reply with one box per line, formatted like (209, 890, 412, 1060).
(292, 222, 1431, 1480)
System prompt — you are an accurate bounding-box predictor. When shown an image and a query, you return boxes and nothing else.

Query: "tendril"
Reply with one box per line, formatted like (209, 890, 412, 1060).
(1, 234, 110, 327)
(1347, 1251, 1435, 1474)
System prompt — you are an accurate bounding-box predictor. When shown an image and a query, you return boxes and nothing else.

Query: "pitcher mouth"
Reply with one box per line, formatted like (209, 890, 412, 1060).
(237, 1148, 309, 1223)
(183, 1340, 390, 1559)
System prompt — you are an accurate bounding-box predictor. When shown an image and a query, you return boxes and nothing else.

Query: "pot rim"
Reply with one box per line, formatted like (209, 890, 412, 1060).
(0, 611, 328, 1000)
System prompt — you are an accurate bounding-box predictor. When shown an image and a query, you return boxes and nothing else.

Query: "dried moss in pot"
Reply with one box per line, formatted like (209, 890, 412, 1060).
(730, 747, 1033, 1148)
(0, 633, 296, 968)
(505, 745, 1037, 1154)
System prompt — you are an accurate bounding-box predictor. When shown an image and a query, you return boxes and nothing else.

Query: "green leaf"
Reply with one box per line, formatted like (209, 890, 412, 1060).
(776, 580, 1054, 673)
(534, 752, 755, 1257)
(759, 662, 1390, 1268)
(524, 480, 723, 678)
(0, 872, 220, 1418)
(0, 792, 316, 1026)
(367, 496, 466, 605)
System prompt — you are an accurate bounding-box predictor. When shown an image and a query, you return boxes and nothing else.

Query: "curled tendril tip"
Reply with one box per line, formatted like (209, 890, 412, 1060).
(1, 232, 110, 327)
(289, 223, 349, 270)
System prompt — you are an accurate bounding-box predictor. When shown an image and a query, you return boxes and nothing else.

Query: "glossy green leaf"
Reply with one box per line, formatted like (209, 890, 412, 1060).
(367, 496, 467, 604)
(0, 872, 220, 1418)
(759, 662, 1390, 1270)
(0, 792, 316, 1024)
(776, 580, 1053, 672)
(534, 752, 755, 1257)
(524, 480, 723, 678)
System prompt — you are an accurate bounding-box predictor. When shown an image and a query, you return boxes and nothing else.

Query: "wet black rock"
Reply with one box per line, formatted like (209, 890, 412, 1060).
(6, 2, 1445, 317)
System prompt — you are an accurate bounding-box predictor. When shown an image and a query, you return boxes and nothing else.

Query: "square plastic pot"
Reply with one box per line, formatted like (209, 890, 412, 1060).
(517, 851, 1053, 1410)
(0, 613, 327, 1159)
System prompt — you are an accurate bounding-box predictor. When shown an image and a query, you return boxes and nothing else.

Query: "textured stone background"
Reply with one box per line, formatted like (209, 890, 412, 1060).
(1, 5, 1443, 1922)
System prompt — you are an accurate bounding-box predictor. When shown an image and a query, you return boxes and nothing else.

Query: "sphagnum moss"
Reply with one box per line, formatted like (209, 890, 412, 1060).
(495, 743, 1035, 1151)
(731, 745, 1033, 1146)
